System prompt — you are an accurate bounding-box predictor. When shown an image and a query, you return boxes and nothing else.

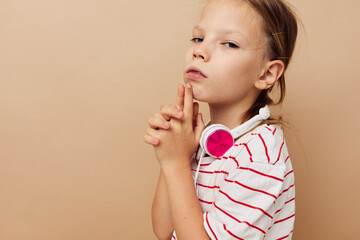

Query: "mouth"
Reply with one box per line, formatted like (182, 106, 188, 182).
(186, 66, 207, 79)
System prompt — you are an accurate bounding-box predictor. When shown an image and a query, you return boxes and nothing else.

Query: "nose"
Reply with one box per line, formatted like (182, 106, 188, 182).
(193, 43, 210, 61)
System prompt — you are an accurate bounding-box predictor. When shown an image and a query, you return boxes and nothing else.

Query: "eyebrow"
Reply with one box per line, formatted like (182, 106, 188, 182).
(193, 25, 248, 42)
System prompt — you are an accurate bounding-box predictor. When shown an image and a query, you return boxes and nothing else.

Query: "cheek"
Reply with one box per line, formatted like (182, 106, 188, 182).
(223, 58, 260, 84)
(210, 62, 258, 99)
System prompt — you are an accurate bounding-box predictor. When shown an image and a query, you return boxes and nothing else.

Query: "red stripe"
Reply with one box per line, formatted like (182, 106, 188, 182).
(229, 156, 239, 167)
(265, 126, 272, 132)
(217, 155, 229, 160)
(234, 143, 253, 162)
(199, 163, 212, 167)
(275, 230, 293, 240)
(274, 198, 295, 215)
(273, 128, 277, 135)
(284, 170, 294, 178)
(278, 184, 295, 198)
(223, 224, 245, 240)
(214, 203, 265, 234)
(237, 167, 283, 182)
(285, 197, 295, 204)
(193, 162, 284, 181)
(274, 139, 285, 165)
(191, 169, 230, 175)
(206, 212, 218, 240)
(224, 179, 277, 199)
(252, 133, 270, 163)
(274, 208, 281, 215)
(274, 214, 295, 225)
(285, 156, 290, 163)
(243, 143, 253, 162)
(197, 183, 220, 189)
(199, 198, 213, 205)
(219, 190, 273, 219)
(172, 234, 176, 239)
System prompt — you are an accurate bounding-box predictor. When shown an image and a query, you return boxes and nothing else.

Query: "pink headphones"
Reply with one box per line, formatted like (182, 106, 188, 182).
(199, 105, 270, 158)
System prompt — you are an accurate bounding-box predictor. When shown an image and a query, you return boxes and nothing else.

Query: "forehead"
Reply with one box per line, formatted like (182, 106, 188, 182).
(197, 0, 265, 47)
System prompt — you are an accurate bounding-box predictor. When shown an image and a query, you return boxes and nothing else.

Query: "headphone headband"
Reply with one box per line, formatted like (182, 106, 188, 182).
(230, 105, 270, 139)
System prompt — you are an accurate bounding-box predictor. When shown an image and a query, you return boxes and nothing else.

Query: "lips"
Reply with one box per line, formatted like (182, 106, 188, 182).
(186, 66, 207, 79)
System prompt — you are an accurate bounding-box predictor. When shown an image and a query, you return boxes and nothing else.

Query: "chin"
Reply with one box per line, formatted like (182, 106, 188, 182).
(191, 86, 208, 103)
(184, 79, 208, 102)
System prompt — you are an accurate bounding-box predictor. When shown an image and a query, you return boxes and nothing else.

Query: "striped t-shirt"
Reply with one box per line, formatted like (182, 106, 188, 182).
(173, 124, 295, 240)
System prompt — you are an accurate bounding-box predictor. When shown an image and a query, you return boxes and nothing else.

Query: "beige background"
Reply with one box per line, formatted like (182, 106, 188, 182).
(0, 0, 359, 239)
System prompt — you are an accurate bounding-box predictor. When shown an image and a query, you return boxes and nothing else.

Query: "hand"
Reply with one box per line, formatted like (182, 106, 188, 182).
(144, 85, 200, 145)
(153, 84, 205, 168)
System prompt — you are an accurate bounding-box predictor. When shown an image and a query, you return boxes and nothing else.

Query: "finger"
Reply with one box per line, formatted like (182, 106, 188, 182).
(143, 134, 160, 145)
(157, 105, 171, 121)
(194, 113, 206, 143)
(154, 111, 171, 123)
(148, 115, 170, 130)
(175, 84, 185, 110)
(160, 104, 183, 120)
(193, 102, 199, 128)
(146, 127, 161, 140)
(183, 84, 194, 121)
(193, 102, 199, 121)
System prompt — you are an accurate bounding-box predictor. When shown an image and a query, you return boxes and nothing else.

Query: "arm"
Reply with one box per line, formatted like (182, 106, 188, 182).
(152, 170, 174, 240)
(154, 84, 209, 239)
(145, 85, 187, 239)
(162, 161, 210, 240)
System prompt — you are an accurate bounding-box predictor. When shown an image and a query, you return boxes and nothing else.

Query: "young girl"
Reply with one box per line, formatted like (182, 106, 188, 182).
(144, 0, 298, 239)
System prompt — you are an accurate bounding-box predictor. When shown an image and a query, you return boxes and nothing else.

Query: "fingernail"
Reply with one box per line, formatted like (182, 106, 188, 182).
(152, 138, 159, 144)
(163, 122, 169, 127)
(186, 84, 191, 89)
(177, 111, 182, 117)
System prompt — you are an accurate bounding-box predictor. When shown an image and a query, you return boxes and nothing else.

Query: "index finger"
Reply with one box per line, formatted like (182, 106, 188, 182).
(175, 84, 185, 110)
(183, 84, 194, 121)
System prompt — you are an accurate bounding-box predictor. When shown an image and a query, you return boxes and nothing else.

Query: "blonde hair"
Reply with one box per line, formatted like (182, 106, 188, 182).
(241, 0, 299, 128)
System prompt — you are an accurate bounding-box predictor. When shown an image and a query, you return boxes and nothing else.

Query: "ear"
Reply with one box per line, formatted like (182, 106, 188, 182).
(255, 60, 285, 90)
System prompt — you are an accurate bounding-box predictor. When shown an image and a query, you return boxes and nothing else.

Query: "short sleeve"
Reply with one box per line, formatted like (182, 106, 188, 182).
(203, 162, 285, 240)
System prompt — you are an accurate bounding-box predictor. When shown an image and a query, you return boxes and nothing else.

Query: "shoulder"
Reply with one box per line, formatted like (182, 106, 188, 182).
(232, 124, 287, 166)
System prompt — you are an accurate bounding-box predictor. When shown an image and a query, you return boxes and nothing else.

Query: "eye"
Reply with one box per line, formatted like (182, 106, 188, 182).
(191, 37, 203, 43)
(223, 42, 239, 49)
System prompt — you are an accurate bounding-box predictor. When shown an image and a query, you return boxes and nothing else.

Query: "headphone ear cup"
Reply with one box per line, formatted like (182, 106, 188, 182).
(200, 124, 234, 158)
(199, 106, 270, 159)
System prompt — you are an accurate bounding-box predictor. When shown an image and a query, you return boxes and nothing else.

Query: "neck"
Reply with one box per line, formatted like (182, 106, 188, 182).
(208, 100, 254, 130)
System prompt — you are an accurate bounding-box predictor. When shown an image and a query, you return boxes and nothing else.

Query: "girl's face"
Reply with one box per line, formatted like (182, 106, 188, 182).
(184, 0, 268, 106)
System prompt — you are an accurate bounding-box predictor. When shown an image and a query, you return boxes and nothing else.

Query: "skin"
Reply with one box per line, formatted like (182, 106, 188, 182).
(183, 0, 284, 129)
(147, 84, 207, 240)
(144, 0, 285, 239)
